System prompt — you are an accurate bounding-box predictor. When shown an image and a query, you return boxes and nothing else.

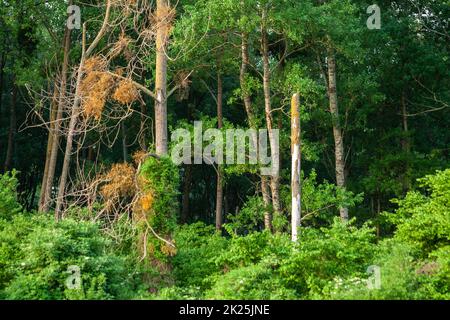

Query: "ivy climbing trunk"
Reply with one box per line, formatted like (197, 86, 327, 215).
(327, 49, 348, 222)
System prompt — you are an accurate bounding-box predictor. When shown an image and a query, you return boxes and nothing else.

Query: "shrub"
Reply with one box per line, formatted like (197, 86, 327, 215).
(171, 222, 228, 289)
(0, 171, 22, 220)
(206, 263, 298, 300)
(385, 169, 450, 256)
(0, 215, 137, 300)
(279, 218, 377, 297)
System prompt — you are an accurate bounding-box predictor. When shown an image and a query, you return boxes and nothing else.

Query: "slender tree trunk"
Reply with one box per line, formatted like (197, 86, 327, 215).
(327, 50, 348, 222)
(38, 81, 60, 210)
(55, 1, 111, 219)
(261, 17, 282, 225)
(216, 71, 224, 230)
(140, 101, 148, 151)
(241, 32, 272, 231)
(121, 121, 128, 162)
(0, 51, 6, 115)
(154, 0, 169, 156)
(401, 92, 411, 192)
(291, 93, 301, 242)
(40, 24, 72, 212)
(4, 83, 17, 171)
(181, 164, 192, 223)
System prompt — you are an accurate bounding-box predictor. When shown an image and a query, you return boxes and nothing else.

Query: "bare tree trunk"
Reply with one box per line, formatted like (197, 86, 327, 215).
(38, 81, 60, 210)
(121, 121, 128, 162)
(181, 164, 192, 223)
(401, 92, 411, 192)
(154, 0, 169, 156)
(216, 71, 224, 230)
(40, 24, 72, 213)
(55, 1, 111, 219)
(261, 176, 272, 230)
(261, 16, 282, 225)
(241, 32, 272, 231)
(327, 50, 348, 222)
(0, 51, 6, 115)
(291, 93, 301, 241)
(4, 83, 17, 171)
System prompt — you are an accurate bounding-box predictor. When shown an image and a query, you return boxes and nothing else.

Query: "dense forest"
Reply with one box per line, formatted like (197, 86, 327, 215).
(0, 0, 449, 300)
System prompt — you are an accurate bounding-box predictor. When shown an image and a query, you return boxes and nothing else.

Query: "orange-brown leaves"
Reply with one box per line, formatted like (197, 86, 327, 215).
(132, 150, 148, 165)
(83, 56, 107, 73)
(101, 163, 136, 200)
(81, 71, 114, 120)
(112, 79, 139, 105)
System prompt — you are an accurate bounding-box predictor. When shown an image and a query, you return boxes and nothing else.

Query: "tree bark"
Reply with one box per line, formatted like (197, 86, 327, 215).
(216, 71, 224, 230)
(4, 83, 17, 172)
(154, 0, 169, 156)
(181, 164, 192, 223)
(121, 121, 128, 162)
(0, 51, 6, 115)
(261, 16, 282, 226)
(40, 22, 72, 213)
(327, 49, 348, 222)
(241, 32, 272, 231)
(38, 81, 60, 210)
(291, 93, 301, 241)
(55, 1, 111, 219)
(401, 92, 411, 192)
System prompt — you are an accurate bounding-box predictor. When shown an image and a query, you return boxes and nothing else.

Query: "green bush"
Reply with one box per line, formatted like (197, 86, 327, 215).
(385, 169, 450, 255)
(0, 171, 22, 220)
(280, 218, 377, 297)
(206, 263, 298, 300)
(0, 215, 138, 300)
(171, 222, 228, 289)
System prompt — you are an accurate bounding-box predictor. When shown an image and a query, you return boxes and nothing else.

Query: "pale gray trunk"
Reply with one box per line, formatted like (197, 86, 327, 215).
(291, 93, 301, 241)
(154, 0, 169, 156)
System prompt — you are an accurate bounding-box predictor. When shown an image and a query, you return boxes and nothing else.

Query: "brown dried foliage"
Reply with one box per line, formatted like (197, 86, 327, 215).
(100, 163, 136, 200)
(112, 79, 139, 105)
(81, 70, 115, 120)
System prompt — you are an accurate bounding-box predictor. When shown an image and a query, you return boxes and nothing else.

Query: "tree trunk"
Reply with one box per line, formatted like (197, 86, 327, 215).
(121, 121, 128, 162)
(291, 93, 301, 241)
(241, 32, 272, 231)
(154, 0, 169, 156)
(327, 50, 348, 222)
(40, 24, 72, 213)
(38, 81, 60, 210)
(55, 1, 111, 219)
(0, 51, 6, 115)
(401, 92, 411, 192)
(4, 83, 17, 172)
(261, 17, 282, 226)
(181, 164, 192, 223)
(215, 71, 224, 230)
